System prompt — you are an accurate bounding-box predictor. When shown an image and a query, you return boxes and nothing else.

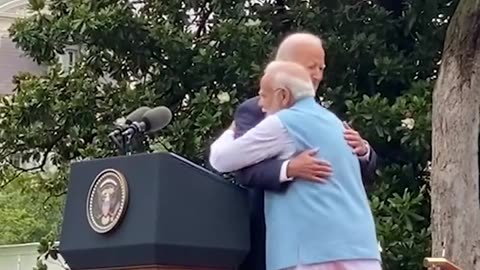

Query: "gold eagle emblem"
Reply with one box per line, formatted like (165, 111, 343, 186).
(86, 169, 129, 234)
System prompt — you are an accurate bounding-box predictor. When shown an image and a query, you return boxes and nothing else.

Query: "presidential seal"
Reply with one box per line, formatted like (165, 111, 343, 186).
(86, 169, 129, 234)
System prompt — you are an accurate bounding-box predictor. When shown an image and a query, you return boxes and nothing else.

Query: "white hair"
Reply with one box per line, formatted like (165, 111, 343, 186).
(272, 73, 315, 100)
(264, 61, 315, 100)
(275, 33, 323, 61)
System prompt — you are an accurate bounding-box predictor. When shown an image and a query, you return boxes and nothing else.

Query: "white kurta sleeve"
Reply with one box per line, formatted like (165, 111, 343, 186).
(209, 115, 290, 173)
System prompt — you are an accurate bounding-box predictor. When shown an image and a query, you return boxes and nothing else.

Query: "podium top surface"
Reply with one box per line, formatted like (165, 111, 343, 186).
(72, 152, 241, 189)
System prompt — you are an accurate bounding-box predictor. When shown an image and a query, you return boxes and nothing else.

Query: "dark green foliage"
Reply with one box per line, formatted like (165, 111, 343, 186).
(0, 0, 459, 269)
(0, 171, 64, 245)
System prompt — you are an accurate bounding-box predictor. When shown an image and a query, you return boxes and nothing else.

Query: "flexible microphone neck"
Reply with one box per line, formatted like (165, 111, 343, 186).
(121, 122, 148, 136)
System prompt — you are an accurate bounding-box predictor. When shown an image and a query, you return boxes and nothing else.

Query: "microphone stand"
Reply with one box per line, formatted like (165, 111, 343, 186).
(125, 132, 148, 155)
(109, 133, 127, 156)
(109, 132, 146, 156)
(109, 123, 153, 156)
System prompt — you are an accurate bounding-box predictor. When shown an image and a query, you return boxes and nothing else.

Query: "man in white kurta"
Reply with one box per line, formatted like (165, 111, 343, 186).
(209, 61, 381, 270)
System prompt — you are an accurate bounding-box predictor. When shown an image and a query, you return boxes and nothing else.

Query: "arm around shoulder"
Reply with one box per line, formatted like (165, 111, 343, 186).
(209, 115, 286, 173)
(235, 158, 289, 191)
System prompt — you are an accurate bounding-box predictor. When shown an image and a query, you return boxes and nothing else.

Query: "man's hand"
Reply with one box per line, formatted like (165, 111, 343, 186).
(286, 149, 333, 182)
(343, 122, 368, 157)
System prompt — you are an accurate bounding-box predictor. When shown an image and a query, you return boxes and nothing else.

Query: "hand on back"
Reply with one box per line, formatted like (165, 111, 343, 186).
(287, 149, 332, 182)
(287, 122, 368, 183)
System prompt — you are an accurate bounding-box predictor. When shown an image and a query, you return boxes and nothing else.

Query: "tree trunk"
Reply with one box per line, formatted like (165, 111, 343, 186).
(431, 0, 480, 268)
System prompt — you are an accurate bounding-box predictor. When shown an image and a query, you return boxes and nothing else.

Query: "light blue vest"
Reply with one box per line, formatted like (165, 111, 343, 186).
(264, 97, 380, 270)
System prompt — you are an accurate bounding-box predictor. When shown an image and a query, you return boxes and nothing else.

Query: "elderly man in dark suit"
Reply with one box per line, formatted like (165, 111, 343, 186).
(212, 33, 378, 270)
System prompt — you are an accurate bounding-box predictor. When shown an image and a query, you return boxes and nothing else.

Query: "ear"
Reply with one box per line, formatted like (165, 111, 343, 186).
(282, 89, 293, 106)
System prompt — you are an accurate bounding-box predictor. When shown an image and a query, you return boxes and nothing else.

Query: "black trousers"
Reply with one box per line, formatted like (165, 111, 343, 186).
(239, 189, 266, 270)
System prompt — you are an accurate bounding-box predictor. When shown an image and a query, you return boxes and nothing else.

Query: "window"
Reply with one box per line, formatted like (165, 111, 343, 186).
(68, 51, 75, 67)
(61, 46, 79, 72)
(63, 49, 76, 72)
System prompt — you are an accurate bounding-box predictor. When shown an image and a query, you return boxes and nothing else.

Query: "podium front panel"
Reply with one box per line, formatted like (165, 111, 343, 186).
(60, 153, 250, 269)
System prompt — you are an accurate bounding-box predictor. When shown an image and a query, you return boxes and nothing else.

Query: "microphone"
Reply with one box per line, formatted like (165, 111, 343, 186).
(108, 106, 151, 137)
(121, 106, 172, 136)
(126, 106, 151, 123)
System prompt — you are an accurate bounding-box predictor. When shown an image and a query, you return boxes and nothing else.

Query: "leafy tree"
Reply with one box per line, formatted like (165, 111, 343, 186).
(0, 171, 64, 245)
(431, 0, 480, 268)
(0, 0, 459, 269)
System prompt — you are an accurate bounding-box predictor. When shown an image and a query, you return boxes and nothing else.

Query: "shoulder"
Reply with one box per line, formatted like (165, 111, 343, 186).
(235, 96, 262, 118)
(255, 114, 285, 133)
(275, 107, 294, 119)
(234, 97, 265, 136)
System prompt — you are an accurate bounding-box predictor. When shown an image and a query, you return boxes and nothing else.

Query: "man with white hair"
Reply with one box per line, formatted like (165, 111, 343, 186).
(215, 32, 378, 270)
(209, 61, 381, 270)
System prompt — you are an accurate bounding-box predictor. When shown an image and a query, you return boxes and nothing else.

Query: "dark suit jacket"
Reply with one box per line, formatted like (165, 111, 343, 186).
(233, 96, 378, 270)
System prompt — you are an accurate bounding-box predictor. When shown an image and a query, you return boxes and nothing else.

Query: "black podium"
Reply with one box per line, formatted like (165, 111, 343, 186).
(59, 152, 250, 270)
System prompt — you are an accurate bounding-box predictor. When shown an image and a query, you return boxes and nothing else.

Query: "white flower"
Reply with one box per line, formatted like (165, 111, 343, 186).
(245, 19, 261, 27)
(42, 165, 58, 176)
(114, 117, 126, 126)
(321, 99, 332, 108)
(217, 91, 230, 104)
(425, 161, 432, 172)
(182, 94, 190, 107)
(128, 81, 137, 90)
(401, 117, 415, 130)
